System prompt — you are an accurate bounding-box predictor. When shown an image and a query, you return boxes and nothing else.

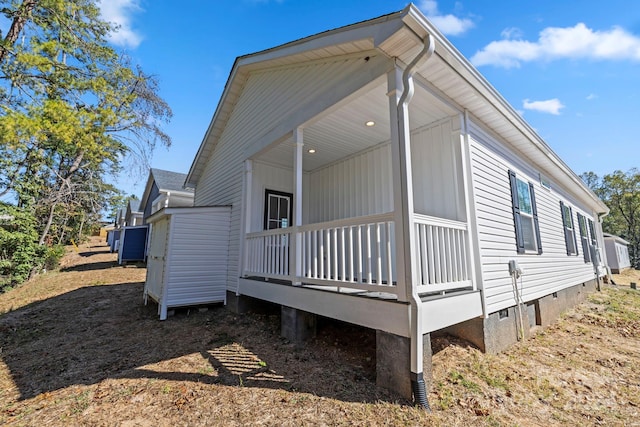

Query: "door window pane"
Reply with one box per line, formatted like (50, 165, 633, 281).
(264, 190, 292, 230)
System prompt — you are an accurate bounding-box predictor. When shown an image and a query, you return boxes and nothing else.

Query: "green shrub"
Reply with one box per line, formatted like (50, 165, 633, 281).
(40, 244, 65, 271)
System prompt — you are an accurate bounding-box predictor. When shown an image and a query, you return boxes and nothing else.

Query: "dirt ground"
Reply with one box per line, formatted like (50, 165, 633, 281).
(1, 237, 639, 426)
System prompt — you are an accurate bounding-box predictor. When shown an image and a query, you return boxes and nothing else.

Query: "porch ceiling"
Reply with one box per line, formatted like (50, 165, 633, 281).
(257, 78, 457, 172)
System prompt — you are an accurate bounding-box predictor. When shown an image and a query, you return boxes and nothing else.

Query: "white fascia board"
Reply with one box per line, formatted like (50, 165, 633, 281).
(158, 189, 194, 198)
(238, 19, 402, 70)
(402, 4, 608, 214)
(147, 206, 231, 226)
(605, 235, 630, 245)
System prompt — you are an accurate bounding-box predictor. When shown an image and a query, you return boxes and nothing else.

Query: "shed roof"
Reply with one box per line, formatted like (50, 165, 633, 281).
(603, 233, 630, 245)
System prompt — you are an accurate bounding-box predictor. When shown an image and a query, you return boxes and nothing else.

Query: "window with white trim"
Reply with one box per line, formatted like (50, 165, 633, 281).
(508, 170, 542, 254)
(577, 213, 591, 263)
(560, 201, 577, 255)
(587, 219, 597, 246)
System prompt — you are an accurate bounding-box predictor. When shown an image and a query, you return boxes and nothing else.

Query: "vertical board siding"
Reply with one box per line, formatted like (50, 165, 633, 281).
(468, 123, 600, 314)
(165, 209, 231, 306)
(145, 217, 169, 301)
(410, 119, 464, 220)
(195, 57, 376, 292)
(308, 143, 393, 223)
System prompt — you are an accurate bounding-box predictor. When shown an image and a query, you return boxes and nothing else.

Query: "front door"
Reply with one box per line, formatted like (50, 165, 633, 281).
(263, 189, 293, 276)
(264, 189, 292, 230)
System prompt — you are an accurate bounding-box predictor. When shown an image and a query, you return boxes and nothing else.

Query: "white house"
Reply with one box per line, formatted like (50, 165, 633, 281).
(158, 4, 610, 406)
(603, 234, 631, 274)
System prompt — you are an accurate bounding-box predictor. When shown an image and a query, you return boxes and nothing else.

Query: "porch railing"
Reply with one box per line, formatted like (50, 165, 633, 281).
(299, 213, 395, 293)
(243, 212, 473, 297)
(413, 213, 472, 293)
(245, 228, 292, 281)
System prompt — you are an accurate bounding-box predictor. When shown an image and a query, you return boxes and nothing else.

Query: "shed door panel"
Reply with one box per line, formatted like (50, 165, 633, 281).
(145, 217, 169, 300)
(165, 209, 231, 306)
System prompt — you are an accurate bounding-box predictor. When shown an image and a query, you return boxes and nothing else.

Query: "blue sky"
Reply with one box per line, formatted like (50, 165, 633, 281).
(100, 0, 640, 198)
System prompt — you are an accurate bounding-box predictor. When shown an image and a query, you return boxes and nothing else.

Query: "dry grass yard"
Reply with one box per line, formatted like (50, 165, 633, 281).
(1, 238, 639, 426)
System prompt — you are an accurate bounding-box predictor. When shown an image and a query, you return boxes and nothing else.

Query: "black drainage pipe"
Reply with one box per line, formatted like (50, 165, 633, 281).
(411, 373, 431, 411)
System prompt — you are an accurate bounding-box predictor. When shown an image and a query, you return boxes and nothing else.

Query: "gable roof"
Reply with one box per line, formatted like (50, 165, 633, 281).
(186, 3, 607, 214)
(151, 168, 193, 193)
(128, 199, 141, 213)
(139, 168, 194, 216)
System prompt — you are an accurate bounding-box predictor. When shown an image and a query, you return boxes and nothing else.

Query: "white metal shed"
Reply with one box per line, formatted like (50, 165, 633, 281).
(603, 233, 631, 274)
(144, 206, 232, 320)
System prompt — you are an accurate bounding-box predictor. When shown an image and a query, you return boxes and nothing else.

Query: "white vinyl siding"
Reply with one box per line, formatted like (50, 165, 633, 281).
(144, 207, 231, 319)
(195, 56, 379, 292)
(165, 209, 231, 306)
(308, 143, 392, 223)
(411, 118, 465, 221)
(251, 162, 294, 232)
(468, 121, 600, 314)
(306, 118, 462, 224)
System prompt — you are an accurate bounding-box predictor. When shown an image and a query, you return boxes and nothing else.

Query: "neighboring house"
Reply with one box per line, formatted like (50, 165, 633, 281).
(153, 4, 609, 405)
(115, 207, 126, 229)
(124, 199, 143, 226)
(117, 199, 147, 264)
(139, 168, 195, 223)
(603, 234, 631, 274)
(109, 207, 127, 252)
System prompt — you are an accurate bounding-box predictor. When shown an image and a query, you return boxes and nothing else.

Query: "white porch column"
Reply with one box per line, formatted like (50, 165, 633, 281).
(387, 35, 434, 405)
(388, 66, 417, 304)
(388, 64, 423, 379)
(292, 128, 304, 286)
(460, 111, 482, 298)
(238, 159, 253, 289)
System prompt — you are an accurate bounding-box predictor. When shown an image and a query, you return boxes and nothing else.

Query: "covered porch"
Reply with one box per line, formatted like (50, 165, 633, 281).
(239, 69, 480, 310)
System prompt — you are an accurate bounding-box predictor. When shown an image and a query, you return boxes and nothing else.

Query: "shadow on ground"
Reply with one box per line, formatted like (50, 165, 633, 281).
(0, 255, 395, 405)
(60, 261, 120, 272)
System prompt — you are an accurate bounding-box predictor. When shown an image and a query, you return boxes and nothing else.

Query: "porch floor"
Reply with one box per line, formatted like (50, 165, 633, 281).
(243, 276, 474, 301)
(243, 276, 398, 300)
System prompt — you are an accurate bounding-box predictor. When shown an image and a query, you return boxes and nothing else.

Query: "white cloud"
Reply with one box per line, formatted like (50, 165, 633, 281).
(523, 98, 565, 115)
(98, 0, 143, 49)
(419, 1, 474, 36)
(586, 93, 598, 100)
(472, 23, 640, 68)
(500, 27, 523, 40)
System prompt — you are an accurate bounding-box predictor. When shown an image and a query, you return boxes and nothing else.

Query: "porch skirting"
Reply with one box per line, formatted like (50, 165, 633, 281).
(237, 277, 411, 337)
(236, 278, 484, 338)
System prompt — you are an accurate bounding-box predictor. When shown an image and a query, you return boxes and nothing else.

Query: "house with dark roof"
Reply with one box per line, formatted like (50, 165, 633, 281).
(124, 199, 143, 226)
(139, 168, 195, 222)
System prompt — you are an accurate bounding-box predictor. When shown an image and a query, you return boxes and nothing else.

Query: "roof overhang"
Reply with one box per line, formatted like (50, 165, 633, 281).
(186, 3, 608, 214)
